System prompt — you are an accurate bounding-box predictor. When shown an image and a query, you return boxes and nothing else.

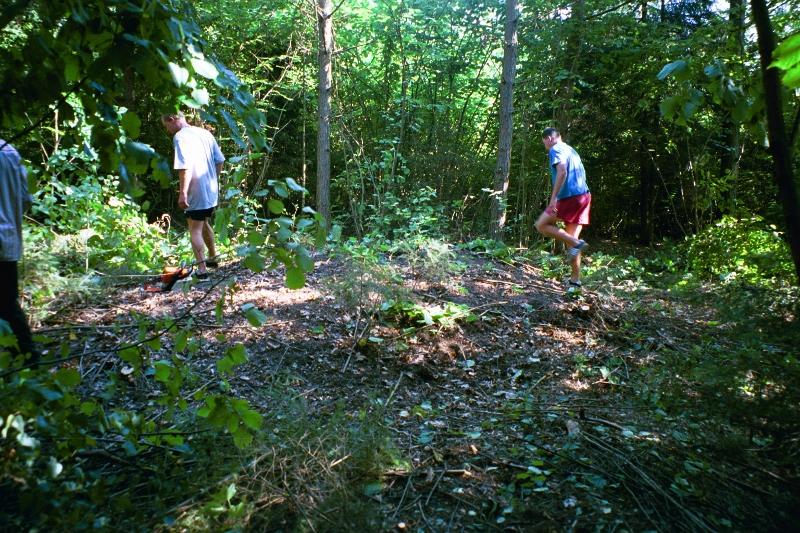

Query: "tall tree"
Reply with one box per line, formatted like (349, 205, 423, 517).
(750, 0, 800, 283)
(316, 0, 333, 228)
(555, 0, 585, 137)
(720, 0, 746, 203)
(638, 0, 656, 244)
(490, 0, 520, 240)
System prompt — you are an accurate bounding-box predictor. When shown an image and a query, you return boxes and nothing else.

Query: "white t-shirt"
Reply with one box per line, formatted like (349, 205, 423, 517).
(173, 126, 225, 210)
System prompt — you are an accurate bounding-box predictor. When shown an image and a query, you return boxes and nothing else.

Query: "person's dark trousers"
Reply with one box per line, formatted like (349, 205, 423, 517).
(0, 260, 36, 360)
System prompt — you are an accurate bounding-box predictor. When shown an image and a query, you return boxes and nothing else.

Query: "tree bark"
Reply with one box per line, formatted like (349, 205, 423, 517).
(489, 0, 519, 240)
(555, 0, 585, 138)
(751, 0, 800, 283)
(720, 0, 745, 206)
(638, 0, 655, 244)
(316, 0, 333, 229)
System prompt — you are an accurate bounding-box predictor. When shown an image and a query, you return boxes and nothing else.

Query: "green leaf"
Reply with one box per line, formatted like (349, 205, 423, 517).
(244, 252, 265, 273)
(226, 343, 248, 364)
(48, 456, 64, 478)
(285, 177, 306, 192)
(217, 356, 234, 375)
(271, 181, 289, 198)
(682, 89, 704, 120)
(285, 267, 305, 289)
(64, 55, 80, 82)
(174, 330, 189, 352)
(191, 87, 210, 106)
(659, 94, 681, 119)
(154, 361, 172, 383)
(240, 409, 262, 430)
(782, 67, 800, 89)
(242, 304, 267, 327)
(363, 481, 382, 497)
(190, 57, 219, 79)
(232, 429, 253, 449)
(168, 62, 190, 87)
(123, 141, 155, 174)
(54, 368, 81, 388)
(295, 248, 314, 271)
(772, 33, 800, 71)
(121, 112, 141, 139)
(267, 199, 285, 214)
(657, 60, 688, 81)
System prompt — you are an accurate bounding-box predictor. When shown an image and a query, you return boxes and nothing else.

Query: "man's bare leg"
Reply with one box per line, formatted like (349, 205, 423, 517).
(535, 211, 582, 248)
(202, 218, 217, 262)
(187, 218, 208, 273)
(565, 223, 583, 283)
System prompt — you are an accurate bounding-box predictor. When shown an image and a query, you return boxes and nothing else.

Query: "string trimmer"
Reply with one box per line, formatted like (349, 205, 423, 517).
(143, 264, 194, 293)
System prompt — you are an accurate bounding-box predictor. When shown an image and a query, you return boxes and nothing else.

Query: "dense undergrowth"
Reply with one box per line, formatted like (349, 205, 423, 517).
(2, 180, 798, 530)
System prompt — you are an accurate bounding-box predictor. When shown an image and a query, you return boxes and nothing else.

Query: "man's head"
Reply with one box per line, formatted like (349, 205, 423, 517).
(542, 127, 561, 150)
(160, 112, 188, 135)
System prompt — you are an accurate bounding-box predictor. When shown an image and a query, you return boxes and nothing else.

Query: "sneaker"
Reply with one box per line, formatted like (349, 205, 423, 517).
(568, 240, 588, 257)
(206, 260, 219, 269)
(193, 271, 210, 281)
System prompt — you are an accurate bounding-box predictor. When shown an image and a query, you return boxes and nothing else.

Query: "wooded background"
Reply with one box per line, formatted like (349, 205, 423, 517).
(2, 0, 798, 262)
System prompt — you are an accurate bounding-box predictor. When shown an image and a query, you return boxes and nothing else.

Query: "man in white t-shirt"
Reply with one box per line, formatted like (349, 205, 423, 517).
(161, 112, 225, 278)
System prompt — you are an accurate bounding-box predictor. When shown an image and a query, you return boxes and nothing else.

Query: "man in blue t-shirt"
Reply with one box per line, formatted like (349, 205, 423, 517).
(161, 112, 225, 279)
(534, 127, 592, 290)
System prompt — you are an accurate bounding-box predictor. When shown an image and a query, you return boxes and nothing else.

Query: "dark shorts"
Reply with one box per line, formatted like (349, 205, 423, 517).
(185, 207, 215, 221)
(556, 192, 591, 225)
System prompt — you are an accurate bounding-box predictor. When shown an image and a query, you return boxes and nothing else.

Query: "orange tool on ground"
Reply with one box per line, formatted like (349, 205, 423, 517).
(143, 265, 194, 293)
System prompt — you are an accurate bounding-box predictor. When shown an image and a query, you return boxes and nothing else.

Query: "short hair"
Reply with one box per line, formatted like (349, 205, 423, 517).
(542, 127, 560, 139)
(160, 111, 185, 121)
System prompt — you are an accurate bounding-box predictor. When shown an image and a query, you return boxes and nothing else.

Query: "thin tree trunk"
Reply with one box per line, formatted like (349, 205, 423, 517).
(316, 0, 333, 229)
(721, 0, 745, 206)
(638, 0, 655, 244)
(555, 0, 585, 138)
(489, 0, 519, 240)
(751, 0, 800, 283)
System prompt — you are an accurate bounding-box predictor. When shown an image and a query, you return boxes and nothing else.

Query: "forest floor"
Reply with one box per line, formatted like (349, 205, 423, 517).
(50, 244, 799, 532)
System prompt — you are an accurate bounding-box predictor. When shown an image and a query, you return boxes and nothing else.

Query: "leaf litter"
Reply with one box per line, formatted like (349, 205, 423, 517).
(42, 248, 800, 531)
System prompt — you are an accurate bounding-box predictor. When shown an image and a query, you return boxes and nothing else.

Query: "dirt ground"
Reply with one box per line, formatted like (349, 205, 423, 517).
(49, 248, 796, 531)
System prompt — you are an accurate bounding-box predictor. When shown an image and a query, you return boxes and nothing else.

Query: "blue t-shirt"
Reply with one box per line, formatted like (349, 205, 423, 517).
(549, 141, 589, 200)
(173, 126, 225, 210)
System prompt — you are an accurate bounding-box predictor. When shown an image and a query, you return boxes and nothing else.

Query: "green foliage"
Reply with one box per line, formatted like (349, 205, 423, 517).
(381, 300, 476, 330)
(395, 236, 466, 287)
(462, 238, 516, 261)
(359, 177, 447, 243)
(772, 32, 800, 89)
(1, 0, 268, 180)
(0, 311, 264, 530)
(680, 216, 793, 285)
(327, 240, 407, 315)
(175, 398, 404, 531)
(32, 174, 172, 272)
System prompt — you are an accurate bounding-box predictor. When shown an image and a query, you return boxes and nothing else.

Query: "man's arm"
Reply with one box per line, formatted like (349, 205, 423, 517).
(548, 162, 567, 213)
(178, 169, 190, 209)
(215, 163, 223, 176)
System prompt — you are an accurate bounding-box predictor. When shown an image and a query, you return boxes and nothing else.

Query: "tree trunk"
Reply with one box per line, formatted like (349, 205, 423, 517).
(316, 0, 333, 229)
(751, 0, 800, 283)
(721, 0, 745, 206)
(637, 0, 655, 244)
(555, 0, 585, 138)
(638, 135, 655, 244)
(489, 0, 519, 240)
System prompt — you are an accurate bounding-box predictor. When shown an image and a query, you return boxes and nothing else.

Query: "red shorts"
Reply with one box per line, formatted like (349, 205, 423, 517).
(554, 192, 591, 225)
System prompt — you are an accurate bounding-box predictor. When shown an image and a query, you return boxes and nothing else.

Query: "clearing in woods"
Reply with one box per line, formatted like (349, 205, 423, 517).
(47, 245, 798, 531)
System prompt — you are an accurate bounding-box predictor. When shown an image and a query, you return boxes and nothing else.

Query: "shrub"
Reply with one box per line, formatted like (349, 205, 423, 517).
(680, 216, 793, 285)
